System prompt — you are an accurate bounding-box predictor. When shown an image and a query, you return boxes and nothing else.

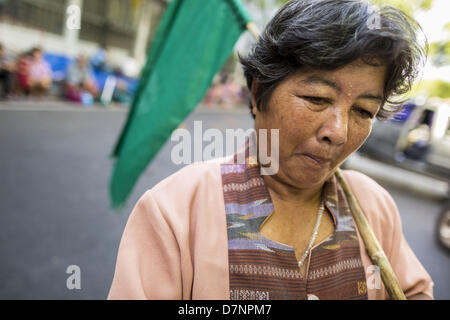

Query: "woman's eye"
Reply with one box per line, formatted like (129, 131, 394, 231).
(302, 96, 331, 105)
(354, 107, 374, 119)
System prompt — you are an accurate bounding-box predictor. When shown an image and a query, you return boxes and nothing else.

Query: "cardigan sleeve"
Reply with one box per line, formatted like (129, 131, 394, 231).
(107, 161, 230, 300)
(107, 190, 184, 299)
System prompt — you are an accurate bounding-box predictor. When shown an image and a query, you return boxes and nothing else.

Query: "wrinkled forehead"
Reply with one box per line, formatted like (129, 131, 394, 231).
(287, 61, 387, 93)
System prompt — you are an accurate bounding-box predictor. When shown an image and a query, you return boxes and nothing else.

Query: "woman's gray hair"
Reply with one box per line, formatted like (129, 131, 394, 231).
(240, 0, 428, 120)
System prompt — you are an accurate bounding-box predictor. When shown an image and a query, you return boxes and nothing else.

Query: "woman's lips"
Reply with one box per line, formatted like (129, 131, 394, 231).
(301, 153, 332, 167)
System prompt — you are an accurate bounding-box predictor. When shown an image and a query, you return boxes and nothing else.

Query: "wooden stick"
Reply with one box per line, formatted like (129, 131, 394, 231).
(335, 168, 406, 300)
(246, 22, 261, 41)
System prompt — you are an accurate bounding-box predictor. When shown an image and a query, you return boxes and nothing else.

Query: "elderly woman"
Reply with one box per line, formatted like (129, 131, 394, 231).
(108, 0, 433, 300)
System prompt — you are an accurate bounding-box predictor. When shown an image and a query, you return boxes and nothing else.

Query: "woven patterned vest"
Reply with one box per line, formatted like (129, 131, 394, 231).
(221, 142, 368, 300)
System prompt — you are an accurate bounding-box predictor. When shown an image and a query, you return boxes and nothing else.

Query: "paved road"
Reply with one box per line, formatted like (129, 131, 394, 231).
(0, 101, 448, 299)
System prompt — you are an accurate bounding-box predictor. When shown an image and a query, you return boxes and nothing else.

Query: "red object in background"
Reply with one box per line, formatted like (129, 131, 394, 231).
(65, 84, 82, 102)
(17, 55, 31, 91)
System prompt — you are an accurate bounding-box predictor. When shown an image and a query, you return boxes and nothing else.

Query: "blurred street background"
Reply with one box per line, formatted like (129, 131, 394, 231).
(0, 0, 449, 299)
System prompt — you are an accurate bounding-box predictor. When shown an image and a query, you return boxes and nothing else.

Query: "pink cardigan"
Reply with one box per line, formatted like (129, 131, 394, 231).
(108, 161, 434, 300)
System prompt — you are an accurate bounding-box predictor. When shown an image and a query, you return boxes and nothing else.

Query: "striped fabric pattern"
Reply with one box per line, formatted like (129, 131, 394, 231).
(221, 140, 368, 300)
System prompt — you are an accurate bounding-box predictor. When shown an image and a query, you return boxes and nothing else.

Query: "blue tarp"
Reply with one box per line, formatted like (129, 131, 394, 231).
(43, 52, 138, 95)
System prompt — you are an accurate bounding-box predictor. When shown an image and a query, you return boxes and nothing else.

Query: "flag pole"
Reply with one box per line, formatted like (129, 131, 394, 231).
(335, 169, 407, 300)
(246, 21, 260, 41)
(246, 22, 406, 300)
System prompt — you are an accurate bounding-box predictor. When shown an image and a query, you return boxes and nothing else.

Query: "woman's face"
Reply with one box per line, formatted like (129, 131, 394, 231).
(253, 60, 386, 189)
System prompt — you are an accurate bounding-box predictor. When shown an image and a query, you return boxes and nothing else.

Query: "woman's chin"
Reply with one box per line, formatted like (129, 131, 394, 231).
(283, 160, 332, 183)
(276, 168, 330, 190)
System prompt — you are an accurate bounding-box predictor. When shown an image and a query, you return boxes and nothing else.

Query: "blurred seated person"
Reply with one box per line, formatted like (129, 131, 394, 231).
(66, 55, 99, 103)
(15, 51, 32, 95)
(0, 43, 15, 99)
(28, 47, 52, 95)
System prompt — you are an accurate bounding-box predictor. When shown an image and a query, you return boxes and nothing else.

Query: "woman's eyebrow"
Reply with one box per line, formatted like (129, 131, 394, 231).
(300, 75, 383, 103)
(299, 75, 342, 93)
(357, 93, 383, 103)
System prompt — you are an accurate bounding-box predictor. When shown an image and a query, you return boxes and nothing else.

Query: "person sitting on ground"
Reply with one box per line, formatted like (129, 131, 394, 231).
(28, 47, 52, 95)
(0, 43, 15, 100)
(14, 51, 32, 96)
(65, 54, 99, 103)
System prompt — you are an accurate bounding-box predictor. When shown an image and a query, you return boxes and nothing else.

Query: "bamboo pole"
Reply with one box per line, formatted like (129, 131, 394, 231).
(246, 22, 261, 41)
(245, 21, 406, 300)
(335, 168, 406, 300)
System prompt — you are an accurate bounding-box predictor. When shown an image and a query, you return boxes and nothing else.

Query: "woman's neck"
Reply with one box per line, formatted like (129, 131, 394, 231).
(262, 174, 323, 209)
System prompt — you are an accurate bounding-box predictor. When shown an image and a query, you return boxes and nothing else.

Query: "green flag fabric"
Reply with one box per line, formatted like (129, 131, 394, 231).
(109, 0, 251, 208)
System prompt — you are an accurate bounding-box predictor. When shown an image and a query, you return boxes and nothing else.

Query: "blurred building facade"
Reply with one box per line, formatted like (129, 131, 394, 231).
(0, 0, 168, 74)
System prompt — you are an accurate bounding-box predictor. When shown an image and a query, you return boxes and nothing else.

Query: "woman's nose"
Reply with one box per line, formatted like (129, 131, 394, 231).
(318, 107, 349, 146)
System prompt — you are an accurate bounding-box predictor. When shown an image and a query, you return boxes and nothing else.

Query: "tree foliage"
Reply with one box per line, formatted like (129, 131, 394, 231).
(371, 0, 433, 15)
(411, 79, 450, 99)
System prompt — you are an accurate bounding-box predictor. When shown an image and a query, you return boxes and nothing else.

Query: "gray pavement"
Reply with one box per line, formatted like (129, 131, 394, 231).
(0, 100, 448, 299)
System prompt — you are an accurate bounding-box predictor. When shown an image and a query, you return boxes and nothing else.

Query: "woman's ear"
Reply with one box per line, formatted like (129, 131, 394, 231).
(250, 79, 259, 117)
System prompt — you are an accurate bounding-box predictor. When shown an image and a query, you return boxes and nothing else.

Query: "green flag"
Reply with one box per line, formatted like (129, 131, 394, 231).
(109, 0, 252, 209)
